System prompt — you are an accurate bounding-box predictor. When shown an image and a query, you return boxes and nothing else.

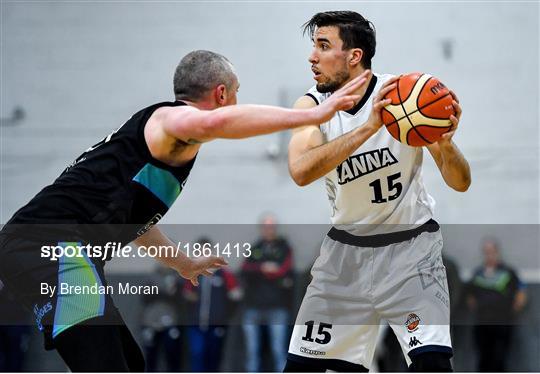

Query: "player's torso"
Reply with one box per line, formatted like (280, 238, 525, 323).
(310, 74, 435, 234)
(5, 101, 195, 242)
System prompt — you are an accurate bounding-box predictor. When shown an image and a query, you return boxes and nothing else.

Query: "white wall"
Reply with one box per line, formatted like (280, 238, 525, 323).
(1, 2, 538, 273)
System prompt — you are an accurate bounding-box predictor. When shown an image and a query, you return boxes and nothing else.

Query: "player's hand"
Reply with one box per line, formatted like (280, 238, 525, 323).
(176, 256, 228, 286)
(365, 75, 399, 131)
(313, 70, 371, 123)
(437, 90, 461, 146)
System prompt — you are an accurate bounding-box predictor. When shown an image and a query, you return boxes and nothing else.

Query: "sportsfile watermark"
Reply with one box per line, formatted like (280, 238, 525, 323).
(0, 224, 538, 329)
(41, 241, 252, 262)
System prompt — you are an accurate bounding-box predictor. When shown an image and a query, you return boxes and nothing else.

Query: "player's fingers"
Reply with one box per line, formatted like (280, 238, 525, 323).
(381, 75, 400, 88)
(339, 99, 356, 110)
(441, 130, 455, 140)
(452, 101, 462, 118)
(376, 83, 397, 101)
(375, 76, 399, 99)
(337, 95, 360, 108)
(208, 256, 228, 266)
(337, 76, 363, 93)
(344, 94, 361, 102)
(343, 77, 367, 94)
(449, 90, 460, 103)
(449, 115, 459, 128)
(191, 277, 199, 287)
(202, 270, 213, 277)
(348, 95, 362, 106)
(201, 256, 227, 268)
(211, 262, 226, 269)
(339, 70, 370, 92)
(374, 98, 392, 110)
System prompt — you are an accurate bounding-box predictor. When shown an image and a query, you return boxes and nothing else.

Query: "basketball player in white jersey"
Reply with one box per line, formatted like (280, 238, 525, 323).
(285, 11, 471, 372)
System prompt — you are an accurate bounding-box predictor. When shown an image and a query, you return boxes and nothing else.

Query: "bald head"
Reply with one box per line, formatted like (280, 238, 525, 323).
(173, 50, 237, 102)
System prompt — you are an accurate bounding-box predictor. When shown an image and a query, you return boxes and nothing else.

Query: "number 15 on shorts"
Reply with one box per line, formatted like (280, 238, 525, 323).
(301, 321, 333, 344)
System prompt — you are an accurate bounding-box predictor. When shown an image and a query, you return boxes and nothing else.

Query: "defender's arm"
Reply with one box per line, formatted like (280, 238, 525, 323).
(161, 74, 368, 143)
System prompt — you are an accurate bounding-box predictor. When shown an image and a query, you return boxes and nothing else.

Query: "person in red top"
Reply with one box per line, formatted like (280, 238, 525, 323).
(241, 214, 294, 372)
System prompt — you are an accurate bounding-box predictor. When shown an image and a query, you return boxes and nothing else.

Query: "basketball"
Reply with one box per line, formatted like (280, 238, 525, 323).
(382, 72, 455, 146)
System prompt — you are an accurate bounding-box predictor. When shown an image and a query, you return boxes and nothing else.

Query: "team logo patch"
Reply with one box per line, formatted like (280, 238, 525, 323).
(405, 313, 421, 333)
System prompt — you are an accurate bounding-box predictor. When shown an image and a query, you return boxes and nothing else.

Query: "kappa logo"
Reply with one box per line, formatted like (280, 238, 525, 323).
(405, 313, 421, 333)
(409, 336, 422, 348)
(336, 148, 398, 185)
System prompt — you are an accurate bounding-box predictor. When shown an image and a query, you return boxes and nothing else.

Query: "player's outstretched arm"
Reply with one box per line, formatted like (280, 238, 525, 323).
(426, 91, 471, 192)
(288, 75, 398, 186)
(161, 74, 368, 143)
(133, 226, 227, 286)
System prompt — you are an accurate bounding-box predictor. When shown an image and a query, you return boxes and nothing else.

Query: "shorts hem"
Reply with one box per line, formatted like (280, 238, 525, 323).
(52, 312, 105, 339)
(287, 353, 369, 372)
(408, 344, 453, 358)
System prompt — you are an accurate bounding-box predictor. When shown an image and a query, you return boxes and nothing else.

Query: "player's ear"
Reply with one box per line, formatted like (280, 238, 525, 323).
(348, 49, 363, 67)
(215, 84, 227, 106)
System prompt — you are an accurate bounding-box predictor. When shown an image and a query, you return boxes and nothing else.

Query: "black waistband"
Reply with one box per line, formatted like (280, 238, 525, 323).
(327, 219, 440, 248)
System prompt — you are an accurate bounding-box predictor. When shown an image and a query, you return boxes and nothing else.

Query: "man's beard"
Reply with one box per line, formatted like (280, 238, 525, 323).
(316, 70, 350, 93)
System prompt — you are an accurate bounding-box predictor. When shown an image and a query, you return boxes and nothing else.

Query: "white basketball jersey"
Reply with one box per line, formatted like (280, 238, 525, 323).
(307, 73, 435, 235)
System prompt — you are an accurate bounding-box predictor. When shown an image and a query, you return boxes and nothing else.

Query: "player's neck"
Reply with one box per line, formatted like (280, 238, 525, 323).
(342, 69, 373, 99)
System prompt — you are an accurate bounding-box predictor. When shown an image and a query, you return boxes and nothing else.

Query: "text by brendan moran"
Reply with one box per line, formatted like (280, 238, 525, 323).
(41, 282, 158, 298)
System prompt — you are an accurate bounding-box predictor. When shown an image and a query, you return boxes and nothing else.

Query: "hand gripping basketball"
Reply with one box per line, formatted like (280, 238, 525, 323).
(381, 72, 457, 146)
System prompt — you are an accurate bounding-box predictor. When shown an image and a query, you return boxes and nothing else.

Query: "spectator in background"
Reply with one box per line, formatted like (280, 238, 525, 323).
(0, 279, 30, 372)
(241, 213, 294, 372)
(140, 265, 185, 372)
(183, 237, 242, 372)
(466, 238, 527, 372)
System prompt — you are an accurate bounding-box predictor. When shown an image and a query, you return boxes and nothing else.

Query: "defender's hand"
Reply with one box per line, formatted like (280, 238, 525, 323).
(313, 70, 371, 123)
(176, 256, 228, 286)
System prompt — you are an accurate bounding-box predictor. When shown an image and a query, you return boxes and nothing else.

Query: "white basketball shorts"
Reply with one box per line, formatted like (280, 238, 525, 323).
(288, 220, 452, 370)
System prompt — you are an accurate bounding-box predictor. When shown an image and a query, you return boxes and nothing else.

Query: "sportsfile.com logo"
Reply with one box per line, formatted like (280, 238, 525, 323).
(40, 241, 252, 261)
(300, 347, 326, 356)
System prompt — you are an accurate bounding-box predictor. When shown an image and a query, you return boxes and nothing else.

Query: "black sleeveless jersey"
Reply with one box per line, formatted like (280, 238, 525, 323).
(4, 101, 195, 244)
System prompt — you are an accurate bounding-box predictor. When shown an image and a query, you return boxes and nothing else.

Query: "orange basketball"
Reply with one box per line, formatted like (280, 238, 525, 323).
(382, 72, 455, 146)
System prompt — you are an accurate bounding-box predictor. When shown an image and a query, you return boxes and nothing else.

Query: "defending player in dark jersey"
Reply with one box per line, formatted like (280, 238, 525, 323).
(0, 50, 367, 371)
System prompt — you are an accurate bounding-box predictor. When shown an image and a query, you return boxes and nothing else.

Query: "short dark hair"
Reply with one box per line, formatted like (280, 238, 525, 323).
(303, 11, 376, 69)
(173, 50, 236, 101)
